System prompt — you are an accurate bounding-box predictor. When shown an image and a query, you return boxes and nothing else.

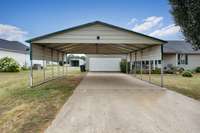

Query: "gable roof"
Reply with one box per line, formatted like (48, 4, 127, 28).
(0, 39, 29, 54)
(26, 21, 166, 44)
(163, 41, 200, 54)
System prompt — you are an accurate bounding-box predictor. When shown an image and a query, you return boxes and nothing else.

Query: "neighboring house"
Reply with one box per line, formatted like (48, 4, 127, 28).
(0, 39, 29, 66)
(86, 41, 200, 72)
(163, 41, 200, 70)
(69, 58, 85, 67)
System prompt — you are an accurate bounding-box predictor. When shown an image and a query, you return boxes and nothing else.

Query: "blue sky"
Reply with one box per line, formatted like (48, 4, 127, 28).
(0, 0, 183, 43)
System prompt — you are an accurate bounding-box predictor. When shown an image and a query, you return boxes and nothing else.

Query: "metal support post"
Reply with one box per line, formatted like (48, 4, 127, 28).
(29, 43, 33, 87)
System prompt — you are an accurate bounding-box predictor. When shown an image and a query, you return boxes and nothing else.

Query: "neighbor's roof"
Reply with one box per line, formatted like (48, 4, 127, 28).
(0, 39, 29, 54)
(163, 41, 200, 54)
(26, 21, 167, 43)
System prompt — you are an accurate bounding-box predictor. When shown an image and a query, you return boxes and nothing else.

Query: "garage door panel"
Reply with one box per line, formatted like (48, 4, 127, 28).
(89, 58, 121, 71)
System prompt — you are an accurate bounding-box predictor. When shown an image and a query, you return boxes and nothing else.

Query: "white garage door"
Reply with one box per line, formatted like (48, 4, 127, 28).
(89, 58, 121, 71)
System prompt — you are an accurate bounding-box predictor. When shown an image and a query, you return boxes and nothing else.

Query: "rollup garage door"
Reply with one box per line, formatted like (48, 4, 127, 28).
(89, 58, 121, 71)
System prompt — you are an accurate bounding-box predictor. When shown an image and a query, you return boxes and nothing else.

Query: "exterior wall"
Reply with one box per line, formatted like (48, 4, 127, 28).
(163, 54, 177, 67)
(32, 43, 63, 61)
(33, 24, 162, 45)
(163, 53, 200, 70)
(185, 54, 200, 70)
(69, 59, 85, 67)
(0, 49, 28, 66)
(131, 45, 161, 61)
(85, 54, 126, 71)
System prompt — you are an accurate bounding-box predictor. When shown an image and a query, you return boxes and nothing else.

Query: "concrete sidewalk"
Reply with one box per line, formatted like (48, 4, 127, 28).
(46, 72, 200, 133)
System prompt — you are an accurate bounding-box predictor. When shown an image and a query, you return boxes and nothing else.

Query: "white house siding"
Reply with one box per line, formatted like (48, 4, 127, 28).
(33, 23, 162, 45)
(186, 54, 200, 69)
(163, 54, 177, 67)
(0, 49, 28, 66)
(163, 54, 200, 70)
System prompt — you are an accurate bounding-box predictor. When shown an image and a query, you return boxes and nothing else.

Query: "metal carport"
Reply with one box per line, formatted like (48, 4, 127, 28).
(26, 21, 167, 87)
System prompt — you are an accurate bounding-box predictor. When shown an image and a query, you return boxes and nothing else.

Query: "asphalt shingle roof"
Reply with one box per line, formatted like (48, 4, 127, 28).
(163, 41, 200, 54)
(0, 39, 29, 54)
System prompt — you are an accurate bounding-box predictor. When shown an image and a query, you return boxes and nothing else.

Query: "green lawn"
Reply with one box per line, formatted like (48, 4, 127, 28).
(0, 69, 85, 133)
(140, 74, 200, 100)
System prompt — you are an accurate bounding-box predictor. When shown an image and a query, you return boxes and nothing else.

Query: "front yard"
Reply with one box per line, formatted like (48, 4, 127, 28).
(141, 74, 200, 100)
(0, 69, 85, 133)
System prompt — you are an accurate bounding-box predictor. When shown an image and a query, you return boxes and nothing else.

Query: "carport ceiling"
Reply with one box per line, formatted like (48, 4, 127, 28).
(27, 21, 166, 54)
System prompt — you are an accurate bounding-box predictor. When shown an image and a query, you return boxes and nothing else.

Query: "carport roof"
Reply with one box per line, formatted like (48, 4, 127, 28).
(27, 21, 167, 54)
(27, 21, 166, 43)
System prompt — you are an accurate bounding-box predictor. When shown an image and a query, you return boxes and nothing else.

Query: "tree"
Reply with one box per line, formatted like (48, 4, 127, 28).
(169, 0, 200, 49)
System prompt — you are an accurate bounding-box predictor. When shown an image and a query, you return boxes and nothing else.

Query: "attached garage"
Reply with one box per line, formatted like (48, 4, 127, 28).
(26, 21, 166, 87)
(89, 57, 121, 72)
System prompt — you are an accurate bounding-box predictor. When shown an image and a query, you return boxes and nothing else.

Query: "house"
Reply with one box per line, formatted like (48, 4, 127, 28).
(0, 39, 29, 66)
(163, 41, 200, 70)
(69, 58, 85, 67)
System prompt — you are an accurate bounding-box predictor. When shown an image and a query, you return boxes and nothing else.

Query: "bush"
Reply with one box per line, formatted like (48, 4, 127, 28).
(195, 67, 200, 73)
(164, 65, 184, 74)
(151, 68, 161, 74)
(0, 57, 20, 72)
(182, 71, 193, 77)
(21, 65, 29, 71)
(177, 67, 185, 73)
(120, 60, 130, 73)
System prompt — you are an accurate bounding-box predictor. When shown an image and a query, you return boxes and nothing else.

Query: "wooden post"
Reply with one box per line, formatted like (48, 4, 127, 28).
(29, 43, 33, 87)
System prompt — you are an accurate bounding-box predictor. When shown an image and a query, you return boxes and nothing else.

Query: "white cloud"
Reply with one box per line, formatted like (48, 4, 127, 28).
(149, 24, 180, 37)
(132, 16, 163, 32)
(0, 24, 27, 41)
(127, 18, 137, 25)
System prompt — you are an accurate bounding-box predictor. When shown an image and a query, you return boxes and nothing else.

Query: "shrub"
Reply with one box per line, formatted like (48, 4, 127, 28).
(177, 67, 185, 74)
(151, 68, 161, 74)
(0, 57, 20, 72)
(195, 67, 200, 73)
(21, 65, 29, 71)
(120, 60, 130, 73)
(182, 71, 193, 77)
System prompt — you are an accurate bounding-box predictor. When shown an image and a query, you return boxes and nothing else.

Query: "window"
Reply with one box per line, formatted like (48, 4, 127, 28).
(185, 54, 188, 65)
(177, 54, 188, 65)
(178, 54, 180, 65)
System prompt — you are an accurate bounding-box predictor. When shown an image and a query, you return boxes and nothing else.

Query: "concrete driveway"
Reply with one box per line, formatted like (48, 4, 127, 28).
(46, 72, 200, 133)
